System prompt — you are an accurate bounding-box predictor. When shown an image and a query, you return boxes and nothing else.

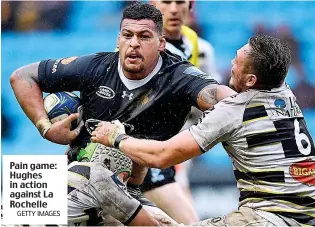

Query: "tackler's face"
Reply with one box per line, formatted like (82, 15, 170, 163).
(118, 19, 165, 76)
(230, 44, 254, 92)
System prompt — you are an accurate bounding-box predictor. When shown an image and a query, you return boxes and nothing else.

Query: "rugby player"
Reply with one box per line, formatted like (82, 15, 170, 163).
(92, 34, 315, 227)
(139, 0, 200, 223)
(67, 142, 162, 226)
(146, 2, 222, 223)
(10, 2, 235, 225)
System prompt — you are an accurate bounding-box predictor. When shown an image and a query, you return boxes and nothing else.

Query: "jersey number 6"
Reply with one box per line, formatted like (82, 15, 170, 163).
(273, 118, 315, 158)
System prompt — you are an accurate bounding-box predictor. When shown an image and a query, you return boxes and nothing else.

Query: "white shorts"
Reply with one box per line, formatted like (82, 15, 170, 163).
(193, 206, 302, 227)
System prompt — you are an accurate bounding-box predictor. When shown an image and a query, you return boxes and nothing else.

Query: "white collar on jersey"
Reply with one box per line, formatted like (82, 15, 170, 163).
(118, 55, 163, 90)
(251, 82, 289, 93)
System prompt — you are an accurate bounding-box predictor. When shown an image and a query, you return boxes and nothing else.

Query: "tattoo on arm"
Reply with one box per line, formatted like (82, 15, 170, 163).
(198, 84, 218, 109)
(15, 62, 40, 88)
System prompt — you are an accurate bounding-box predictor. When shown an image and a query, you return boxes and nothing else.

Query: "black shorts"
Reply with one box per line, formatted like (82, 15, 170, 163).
(140, 167, 176, 192)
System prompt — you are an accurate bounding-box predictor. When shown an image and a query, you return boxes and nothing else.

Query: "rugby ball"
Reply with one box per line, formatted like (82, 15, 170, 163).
(44, 92, 83, 129)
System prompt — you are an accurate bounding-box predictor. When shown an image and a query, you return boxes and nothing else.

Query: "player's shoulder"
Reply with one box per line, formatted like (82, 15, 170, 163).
(82, 52, 118, 71)
(179, 64, 210, 79)
(160, 50, 214, 80)
(160, 50, 189, 71)
(94, 51, 118, 63)
(201, 91, 257, 127)
(75, 51, 113, 59)
(73, 52, 117, 66)
(220, 90, 260, 110)
(161, 49, 186, 63)
(198, 91, 252, 130)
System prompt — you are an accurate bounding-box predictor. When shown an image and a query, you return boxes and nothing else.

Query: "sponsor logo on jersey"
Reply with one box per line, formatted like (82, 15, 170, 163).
(150, 168, 165, 183)
(139, 89, 154, 106)
(96, 86, 115, 99)
(61, 56, 78, 65)
(273, 97, 302, 118)
(52, 59, 61, 74)
(121, 91, 133, 100)
(289, 160, 315, 186)
(274, 99, 286, 108)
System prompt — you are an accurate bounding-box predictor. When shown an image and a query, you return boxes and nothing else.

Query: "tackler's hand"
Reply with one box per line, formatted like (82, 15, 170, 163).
(91, 120, 127, 148)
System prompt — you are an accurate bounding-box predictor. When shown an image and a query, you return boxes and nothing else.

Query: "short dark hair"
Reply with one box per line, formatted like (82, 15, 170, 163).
(120, 2, 163, 35)
(247, 34, 292, 89)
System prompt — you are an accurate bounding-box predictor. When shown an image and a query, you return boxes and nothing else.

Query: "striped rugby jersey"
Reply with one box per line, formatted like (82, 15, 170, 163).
(190, 83, 315, 225)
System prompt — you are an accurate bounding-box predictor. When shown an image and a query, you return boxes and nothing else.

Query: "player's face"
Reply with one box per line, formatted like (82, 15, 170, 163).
(230, 44, 252, 92)
(118, 19, 165, 78)
(154, 0, 190, 38)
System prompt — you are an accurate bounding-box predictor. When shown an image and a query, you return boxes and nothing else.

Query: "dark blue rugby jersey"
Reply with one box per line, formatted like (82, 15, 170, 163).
(38, 51, 217, 147)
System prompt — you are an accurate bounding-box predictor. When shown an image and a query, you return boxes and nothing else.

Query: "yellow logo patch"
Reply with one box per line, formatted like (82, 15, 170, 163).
(61, 56, 78, 65)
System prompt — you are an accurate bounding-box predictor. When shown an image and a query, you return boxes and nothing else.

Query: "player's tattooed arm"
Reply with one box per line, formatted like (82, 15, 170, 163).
(11, 62, 40, 88)
(197, 84, 218, 110)
(197, 84, 237, 111)
(10, 62, 47, 124)
(10, 62, 79, 144)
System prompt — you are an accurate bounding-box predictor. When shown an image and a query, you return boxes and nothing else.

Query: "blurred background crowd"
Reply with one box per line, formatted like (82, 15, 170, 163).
(2, 0, 315, 219)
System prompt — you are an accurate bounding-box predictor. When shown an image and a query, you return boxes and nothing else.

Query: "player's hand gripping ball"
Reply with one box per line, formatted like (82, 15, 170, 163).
(44, 92, 83, 129)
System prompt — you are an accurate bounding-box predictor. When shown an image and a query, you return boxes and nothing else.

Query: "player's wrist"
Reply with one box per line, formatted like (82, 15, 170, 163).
(114, 134, 129, 149)
(108, 120, 127, 147)
(35, 118, 52, 137)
